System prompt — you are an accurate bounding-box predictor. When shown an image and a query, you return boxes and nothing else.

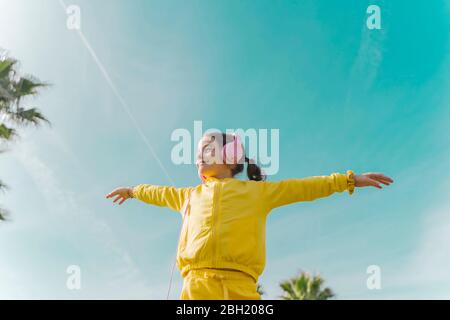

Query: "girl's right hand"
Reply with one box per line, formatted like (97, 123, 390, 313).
(354, 173, 394, 189)
(106, 187, 134, 205)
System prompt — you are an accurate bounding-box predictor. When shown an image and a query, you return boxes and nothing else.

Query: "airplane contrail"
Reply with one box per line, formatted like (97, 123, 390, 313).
(58, 0, 175, 185)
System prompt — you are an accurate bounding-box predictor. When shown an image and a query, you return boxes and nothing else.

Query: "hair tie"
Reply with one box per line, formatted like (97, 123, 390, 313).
(245, 157, 256, 165)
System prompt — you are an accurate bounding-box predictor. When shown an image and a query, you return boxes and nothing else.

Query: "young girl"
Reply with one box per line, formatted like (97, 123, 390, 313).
(106, 132, 393, 300)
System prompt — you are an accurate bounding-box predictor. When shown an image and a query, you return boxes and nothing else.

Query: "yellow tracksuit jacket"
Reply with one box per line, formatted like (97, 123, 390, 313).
(132, 171, 355, 285)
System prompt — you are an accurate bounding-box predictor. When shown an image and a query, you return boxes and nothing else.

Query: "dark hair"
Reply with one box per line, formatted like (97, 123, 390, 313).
(209, 132, 266, 181)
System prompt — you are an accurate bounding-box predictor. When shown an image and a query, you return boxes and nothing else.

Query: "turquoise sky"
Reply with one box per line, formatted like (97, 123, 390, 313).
(1, 0, 450, 299)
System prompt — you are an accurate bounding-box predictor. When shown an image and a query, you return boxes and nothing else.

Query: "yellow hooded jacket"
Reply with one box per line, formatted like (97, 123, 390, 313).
(132, 171, 355, 282)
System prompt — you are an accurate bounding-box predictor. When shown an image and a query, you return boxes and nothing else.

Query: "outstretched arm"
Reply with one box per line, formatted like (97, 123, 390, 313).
(263, 171, 393, 210)
(106, 184, 191, 213)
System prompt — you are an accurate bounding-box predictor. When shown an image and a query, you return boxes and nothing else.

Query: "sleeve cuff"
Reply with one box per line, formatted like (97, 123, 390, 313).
(346, 170, 355, 195)
(131, 185, 139, 198)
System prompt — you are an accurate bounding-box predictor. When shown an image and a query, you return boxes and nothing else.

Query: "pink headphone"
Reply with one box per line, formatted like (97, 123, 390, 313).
(200, 134, 245, 183)
(222, 134, 244, 165)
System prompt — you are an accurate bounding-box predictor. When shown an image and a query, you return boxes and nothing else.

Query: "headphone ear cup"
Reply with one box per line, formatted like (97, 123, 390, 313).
(222, 135, 244, 164)
(222, 141, 233, 164)
(234, 136, 244, 163)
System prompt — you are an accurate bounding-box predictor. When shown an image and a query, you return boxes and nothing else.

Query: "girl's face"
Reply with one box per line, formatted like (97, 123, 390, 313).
(196, 135, 233, 181)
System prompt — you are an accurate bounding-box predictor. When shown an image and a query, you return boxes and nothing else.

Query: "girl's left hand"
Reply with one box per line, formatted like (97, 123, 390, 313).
(106, 187, 134, 205)
(354, 173, 394, 189)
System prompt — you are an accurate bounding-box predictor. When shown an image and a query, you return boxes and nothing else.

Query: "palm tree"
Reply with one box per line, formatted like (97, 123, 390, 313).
(279, 271, 335, 300)
(0, 53, 49, 221)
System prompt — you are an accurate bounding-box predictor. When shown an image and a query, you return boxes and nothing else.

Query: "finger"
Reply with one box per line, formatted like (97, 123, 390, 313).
(378, 177, 393, 185)
(106, 191, 118, 199)
(119, 198, 127, 205)
(368, 178, 382, 189)
(369, 173, 394, 183)
(375, 175, 394, 184)
(371, 176, 391, 185)
(113, 195, 122, 203)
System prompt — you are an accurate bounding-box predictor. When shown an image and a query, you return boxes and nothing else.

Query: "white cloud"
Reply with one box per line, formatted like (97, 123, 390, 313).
(388, 201, 450, 296)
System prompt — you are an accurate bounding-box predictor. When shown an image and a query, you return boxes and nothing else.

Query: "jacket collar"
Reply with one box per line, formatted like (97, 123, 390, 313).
(204, 176, 234, 183)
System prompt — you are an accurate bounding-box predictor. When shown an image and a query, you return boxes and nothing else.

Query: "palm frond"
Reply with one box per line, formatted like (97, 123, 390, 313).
(0, 179, 7, 191)
(0, 123, 16, 140)
(11, 107, 50, 126)
(0, 207, 8, 221)
(279, 271, 335, 300)
(0, 52, 49, 223)
(0, 81, 14, 103)
(13, 76, 48, 99)
(279, 280, 297, 300)
(0, 58, 17, 78)
(318, 288, 335, 300)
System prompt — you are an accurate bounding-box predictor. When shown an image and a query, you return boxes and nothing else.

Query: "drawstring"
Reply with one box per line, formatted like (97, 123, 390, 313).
(166, 191, 191, 300)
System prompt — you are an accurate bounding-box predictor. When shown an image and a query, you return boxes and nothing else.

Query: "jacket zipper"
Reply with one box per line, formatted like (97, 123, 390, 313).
(211, 181, 219, 267)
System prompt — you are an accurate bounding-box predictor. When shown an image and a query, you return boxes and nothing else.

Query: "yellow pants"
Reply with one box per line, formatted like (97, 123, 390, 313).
(180, 268, 261, 300)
